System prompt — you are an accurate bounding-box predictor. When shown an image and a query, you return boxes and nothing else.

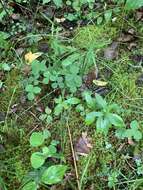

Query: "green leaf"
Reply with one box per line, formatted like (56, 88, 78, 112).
(45, 107, 52, 114)
(62, 53, 80, 66)
(134, 131, 142, 141)
(65, 97, 80, 105)
(108, 114, 125, 128)
(41, 165, 67, 185)
(130, 120, 139, 129)
(30, 132, 44, 147)
(54, 104, 63, 116)
(85, 112, 102, 125)
(42, 0, 51, 4)
(25, 84, 33, 92)
(53, 0, 63, 8)
(43, 129, 51, 139)
(82, 91, 95, 109)
(96, 116, 110, 135)
(33, 86, 41, 94)
(42, 145, 57, 157)
(27, 93, 35, 101)
(125, 0, 143, 10)
(22, 181, 37, 190)
(95, 93, 107, 108)
(2, 63, 11, 71)
(31, 152, 45, 169)
(104, 10, 112, 22)
(97, 16, 103, 25)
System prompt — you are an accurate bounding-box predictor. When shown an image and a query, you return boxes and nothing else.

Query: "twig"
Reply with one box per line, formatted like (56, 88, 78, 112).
(66, 119, 80, 190)
(4, 87, 17, 127)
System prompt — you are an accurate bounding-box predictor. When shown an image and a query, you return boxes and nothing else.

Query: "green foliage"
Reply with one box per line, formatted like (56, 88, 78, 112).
(74, 25, 117, 49)
(116, 120, 142, 141)
(125, 0, 143, 10)
(22, 181, 37, 190)
(41, 165, 67, 185)
(25, 84, 41, 101)
(0, 32, 10, 50)
(43, 0, 63, 8)
(54, 96, 80, 115)
(83, 91, 125, 135)
(39, 106, 53, 124)
(22, 130, 66, 189)
(30, 132, 45, 147)
(108, 171, 119, 188)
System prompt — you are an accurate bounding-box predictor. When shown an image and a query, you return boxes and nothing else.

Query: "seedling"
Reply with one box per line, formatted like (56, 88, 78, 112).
(83, 91, 125, 135)
(39, 106, 53, 124)
(22, 130, 67, 190)
(25, 84, 41, 100)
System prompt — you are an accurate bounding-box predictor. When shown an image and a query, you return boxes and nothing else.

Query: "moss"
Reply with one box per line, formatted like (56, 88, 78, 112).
(0, 69, 22, 112)
(73, 24, 117, 49)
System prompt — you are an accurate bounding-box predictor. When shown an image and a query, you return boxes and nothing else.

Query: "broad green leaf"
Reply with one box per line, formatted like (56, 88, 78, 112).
(45, 107, 52, 115)
(104, 10, 112, 22)
(62, 53, 80, 66)
(43, 0, 51, 4)
(96, 116, 110, 135)
(134, 131, 142, 141)
(43, 129, 51, 139)
(54, 104, 63, 116)
(30, 132, 44, 147)
(130, 120, 139, 129)
(27, 93, 35, 101)
(85, 112, 102, 125)
(82, 91, 95, 109)
(25, 85, 33, 92)
(125, 0, 143, 10)
(42, 145, 57, 157)
(95, 93, 107, 108)
(22, 181, 37, 190)
(41, 165, 67, 185)
(31, 152, 45, 169)
(108, 114, 125, 128)
(33, 86, 41, 94)
(53, 0, 63, 8)
(65, 97, 80, 105)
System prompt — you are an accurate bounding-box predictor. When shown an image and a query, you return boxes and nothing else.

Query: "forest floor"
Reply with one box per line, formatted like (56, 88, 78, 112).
(1, 1, 143, 190)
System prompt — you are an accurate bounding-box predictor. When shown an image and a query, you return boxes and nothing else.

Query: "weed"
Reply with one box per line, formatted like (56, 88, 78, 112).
(22, 130, 67, 189)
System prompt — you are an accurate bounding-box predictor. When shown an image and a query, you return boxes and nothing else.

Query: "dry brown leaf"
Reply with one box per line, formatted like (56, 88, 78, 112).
(118, 34, 133, 42)
(104, 42, 118, 60)
(75, 132, 92, 156)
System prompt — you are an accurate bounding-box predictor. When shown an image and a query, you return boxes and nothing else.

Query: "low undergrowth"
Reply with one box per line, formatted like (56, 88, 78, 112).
(1, 0, 143, 190)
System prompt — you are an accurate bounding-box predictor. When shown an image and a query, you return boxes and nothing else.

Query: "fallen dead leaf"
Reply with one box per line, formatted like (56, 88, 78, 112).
(24, 51, 42, 64)
(75, 132, 92, 156)
(55, 17, 66, 23)
(93, 79, 108, 86)
(127, 42, 137, 50)
(104, 42, 118, 60)
(16, 47, 24, 56)
(117, 34, 133, 42)
(128, 138, 135, 145)
(83, 69, 97, 87)
(11, 13, 20, 20)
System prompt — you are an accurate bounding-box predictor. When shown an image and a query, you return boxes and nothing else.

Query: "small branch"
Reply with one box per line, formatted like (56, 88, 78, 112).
(66, 119, 80, 190)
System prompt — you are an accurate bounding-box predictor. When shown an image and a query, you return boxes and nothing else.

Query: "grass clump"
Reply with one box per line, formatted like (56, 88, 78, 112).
(74, 24, 117, 49)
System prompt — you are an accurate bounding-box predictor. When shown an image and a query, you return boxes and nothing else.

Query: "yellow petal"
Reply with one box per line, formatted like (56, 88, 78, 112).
(25, 51, 42, 64)
(93, 79, 108, 86)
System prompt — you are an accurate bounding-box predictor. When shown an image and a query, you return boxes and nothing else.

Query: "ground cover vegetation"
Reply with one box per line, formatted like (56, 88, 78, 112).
(1, 0, 143, 189)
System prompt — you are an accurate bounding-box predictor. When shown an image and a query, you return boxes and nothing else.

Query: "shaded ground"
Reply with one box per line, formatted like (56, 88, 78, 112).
(1, 1, 143, 190)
